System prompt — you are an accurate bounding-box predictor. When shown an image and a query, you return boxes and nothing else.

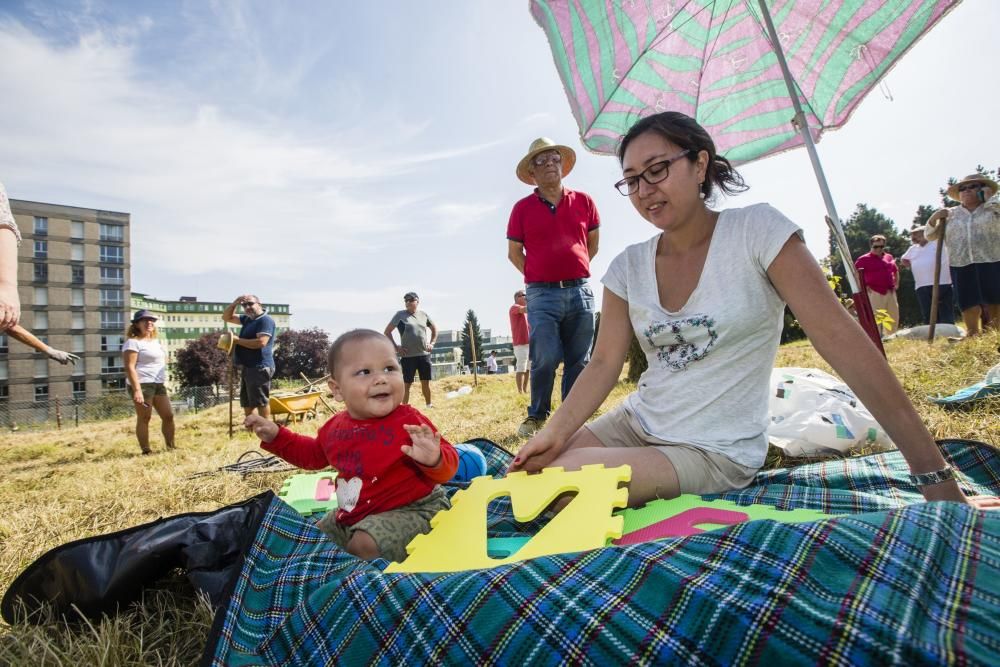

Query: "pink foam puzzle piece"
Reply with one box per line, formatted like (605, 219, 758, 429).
(613, 507, 749, 545)
(316, 478, 335, 501)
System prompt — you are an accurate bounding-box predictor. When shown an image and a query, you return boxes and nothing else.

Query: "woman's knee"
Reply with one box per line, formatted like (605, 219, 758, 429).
(346, 530, 381, 560)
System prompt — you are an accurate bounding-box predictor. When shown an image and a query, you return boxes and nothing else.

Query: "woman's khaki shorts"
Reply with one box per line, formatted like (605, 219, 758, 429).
(586, 404, 758, 495)
(315, 486, 451, 563)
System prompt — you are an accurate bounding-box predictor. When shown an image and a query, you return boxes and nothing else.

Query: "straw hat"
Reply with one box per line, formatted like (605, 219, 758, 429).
(516, 137, 576, 185)
(946, 174, 999, 201)
(216, 331, 235, 354)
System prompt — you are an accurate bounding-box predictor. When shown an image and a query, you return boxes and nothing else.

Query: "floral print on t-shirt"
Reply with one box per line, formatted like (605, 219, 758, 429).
(644, 314, 718, 371)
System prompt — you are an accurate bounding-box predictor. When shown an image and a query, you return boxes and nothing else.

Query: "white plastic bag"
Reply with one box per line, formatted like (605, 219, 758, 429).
(767, 368, 894, 456)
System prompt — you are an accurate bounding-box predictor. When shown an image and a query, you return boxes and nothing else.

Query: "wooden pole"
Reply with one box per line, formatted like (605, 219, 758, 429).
(54, 396, 62, 430)
(228, 354, 235, 438)
(468, 320, 479, 387)
(928, 220, 947, 343)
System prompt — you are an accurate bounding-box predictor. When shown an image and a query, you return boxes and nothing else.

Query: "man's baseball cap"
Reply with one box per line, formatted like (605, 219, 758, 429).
(404, 292, 419, 301)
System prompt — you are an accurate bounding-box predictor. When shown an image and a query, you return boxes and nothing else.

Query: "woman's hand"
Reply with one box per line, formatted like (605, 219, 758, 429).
(244, 415, 279, 443)
(0, 281, 19, 331)
(926, 208, 949, 227)
(402, 424, 441, 467)
(46, 347, 80, 365)
(132, 388, 146, 406)
(508, 428, 566, 474)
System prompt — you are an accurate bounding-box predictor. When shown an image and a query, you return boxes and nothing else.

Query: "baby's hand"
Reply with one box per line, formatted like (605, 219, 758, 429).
(244, 415, 279, 443)
(401, 424, 442, 467)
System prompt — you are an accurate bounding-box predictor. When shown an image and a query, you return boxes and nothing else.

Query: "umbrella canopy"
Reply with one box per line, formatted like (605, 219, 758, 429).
(531, 0, 957, 163)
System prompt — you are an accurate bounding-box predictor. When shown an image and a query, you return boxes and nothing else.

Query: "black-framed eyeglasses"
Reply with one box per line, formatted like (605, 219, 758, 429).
(958, 183, 985, 193)
(614, 150, 690, 196)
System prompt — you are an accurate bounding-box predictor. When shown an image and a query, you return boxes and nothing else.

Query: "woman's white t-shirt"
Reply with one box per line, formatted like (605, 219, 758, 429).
(601, 204, 802, 468)
(123, 337, 167, 384)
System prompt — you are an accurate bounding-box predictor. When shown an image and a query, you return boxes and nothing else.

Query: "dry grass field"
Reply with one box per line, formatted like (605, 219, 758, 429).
(1, 333, 998, 665)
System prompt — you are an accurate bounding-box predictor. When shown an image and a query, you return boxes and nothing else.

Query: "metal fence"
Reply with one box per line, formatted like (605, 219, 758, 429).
(0, 386, 231, 432)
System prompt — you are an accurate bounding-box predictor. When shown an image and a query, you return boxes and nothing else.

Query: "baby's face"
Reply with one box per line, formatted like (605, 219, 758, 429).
(329, 337, 404, 420)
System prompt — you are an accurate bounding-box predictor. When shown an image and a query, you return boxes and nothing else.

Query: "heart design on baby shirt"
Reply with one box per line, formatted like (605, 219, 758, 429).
(336, 477, 363, 513)
(644, 314, 718, 372)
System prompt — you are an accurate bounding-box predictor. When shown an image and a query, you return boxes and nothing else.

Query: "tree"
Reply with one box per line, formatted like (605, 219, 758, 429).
(460, 309, 485, 369)
(274, 328, 331, 380)
(173, 333, 230, 390)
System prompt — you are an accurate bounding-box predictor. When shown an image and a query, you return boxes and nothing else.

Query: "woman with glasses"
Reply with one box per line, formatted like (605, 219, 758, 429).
(925, 174, 1000, 336)
(853, 234, 900, 334)
(510, 111, 996, 510)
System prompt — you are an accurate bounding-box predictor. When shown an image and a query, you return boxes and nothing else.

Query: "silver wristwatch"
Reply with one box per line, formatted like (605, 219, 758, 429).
(909, 465, 955, 488)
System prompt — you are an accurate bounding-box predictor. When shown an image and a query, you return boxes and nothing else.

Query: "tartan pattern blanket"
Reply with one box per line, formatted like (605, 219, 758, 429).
(203, 440, 1000, 666)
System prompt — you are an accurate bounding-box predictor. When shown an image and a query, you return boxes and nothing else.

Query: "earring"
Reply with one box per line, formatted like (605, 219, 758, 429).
(698, 182, 706, 200)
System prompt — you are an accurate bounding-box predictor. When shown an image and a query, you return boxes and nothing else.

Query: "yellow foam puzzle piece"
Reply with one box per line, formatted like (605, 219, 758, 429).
(384, 464, 630, 573)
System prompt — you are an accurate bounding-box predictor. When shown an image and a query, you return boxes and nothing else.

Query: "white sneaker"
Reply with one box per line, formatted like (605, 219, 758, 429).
(425, 403, 434, 409)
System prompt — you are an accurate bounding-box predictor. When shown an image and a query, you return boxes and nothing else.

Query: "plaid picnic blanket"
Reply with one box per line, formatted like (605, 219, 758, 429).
(202, 439, 1000, 666)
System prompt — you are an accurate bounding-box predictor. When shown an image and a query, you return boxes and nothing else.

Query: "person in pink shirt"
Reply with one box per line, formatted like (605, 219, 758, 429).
(508, 290, 529, 393)
(854, 234, 899, 333)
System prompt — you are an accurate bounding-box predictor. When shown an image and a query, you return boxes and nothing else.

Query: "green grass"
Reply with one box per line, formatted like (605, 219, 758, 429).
(1, 333, 998, 665)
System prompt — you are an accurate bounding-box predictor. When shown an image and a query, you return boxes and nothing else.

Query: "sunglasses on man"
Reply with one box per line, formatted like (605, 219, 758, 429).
(958, 183, 985, 193)
(871, 244, 885, 249)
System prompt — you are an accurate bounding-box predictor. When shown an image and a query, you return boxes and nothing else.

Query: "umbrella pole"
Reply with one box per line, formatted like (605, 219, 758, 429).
(757, 0, 884, 354)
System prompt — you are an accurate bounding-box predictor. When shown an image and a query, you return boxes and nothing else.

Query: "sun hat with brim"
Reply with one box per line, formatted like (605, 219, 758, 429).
(131, 309, 158, 323)
(216, 331, 235, 354)
(946, 174, 999, 201)
(516, 137, 576, 185)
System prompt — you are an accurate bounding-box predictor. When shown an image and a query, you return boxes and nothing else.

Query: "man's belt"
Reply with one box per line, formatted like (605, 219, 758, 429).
(525, 278, 588, 289)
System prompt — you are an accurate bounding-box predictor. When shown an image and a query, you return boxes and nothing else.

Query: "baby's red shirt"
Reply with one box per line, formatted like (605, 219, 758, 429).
(262, 404, 457, 525)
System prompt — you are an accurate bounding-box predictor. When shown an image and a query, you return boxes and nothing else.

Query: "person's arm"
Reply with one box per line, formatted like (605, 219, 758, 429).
(124, 348, 144, 405)
(383, 319, 405, 354)
(427, 321, 438, 351)
(0, 226, 19, 332)
(924, 209, 949, 241)
(252, 419, 330, 470)
(893, 262, 900, 290)
(509, 288, 633, 472)
(767, 235, 973, 504)
(587, 228, 600, 260)
(234, 333, 269, 350)
(507, 240, 526, 275)
(222, 295, 247, 325)
(6, 324, 80, 365)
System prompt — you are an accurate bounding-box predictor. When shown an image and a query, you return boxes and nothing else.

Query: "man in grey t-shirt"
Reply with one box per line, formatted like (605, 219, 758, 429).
(383, 292, 438, 408)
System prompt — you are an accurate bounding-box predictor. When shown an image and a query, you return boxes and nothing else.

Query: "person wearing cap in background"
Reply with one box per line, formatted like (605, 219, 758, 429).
(507, 137, 599, 437)
(223, 294, 276, 418)
(901, 223, 954, 325)
(384, 292, 438, 408)
(124, 310, 175, 455)
(854, 234, 899, 334)
(509, 289, 530, 393)
(925, 174, 1000, 336)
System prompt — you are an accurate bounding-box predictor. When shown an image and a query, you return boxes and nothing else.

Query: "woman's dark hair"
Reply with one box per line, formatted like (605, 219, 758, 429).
(617, 111, 748, 199)
(327, 329, 393, 376)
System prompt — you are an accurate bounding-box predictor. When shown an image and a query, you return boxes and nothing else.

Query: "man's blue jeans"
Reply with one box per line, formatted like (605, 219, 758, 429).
(526, 283, 596, 420)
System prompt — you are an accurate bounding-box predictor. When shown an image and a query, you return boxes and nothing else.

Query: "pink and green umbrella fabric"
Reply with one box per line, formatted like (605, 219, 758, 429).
(530, 0, 958, 164)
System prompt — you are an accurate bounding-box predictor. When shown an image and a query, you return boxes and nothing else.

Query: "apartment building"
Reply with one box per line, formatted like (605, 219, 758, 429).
(1, 199, 130, 404)
(130, 293, 291, 383)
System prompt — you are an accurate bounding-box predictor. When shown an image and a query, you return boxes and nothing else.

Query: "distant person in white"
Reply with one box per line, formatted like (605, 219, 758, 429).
(124, 310, 175, 455)
(901, 224, 954, 325)
(486, 350, 498, 374)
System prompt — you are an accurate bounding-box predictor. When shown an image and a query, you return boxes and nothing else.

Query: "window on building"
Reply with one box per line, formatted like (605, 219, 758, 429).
(99, 288, 124, 308)
(0, 360, 7, 381)
(72, 334, 85, 352)
(33, 216, 48, 235)
(73, 379, 87, 397)
(101, 335, 124, 352)
(71, 243, 85, 261)
(34, 384, 49, 401)
(34, 239, 47, 259)
(102, 355, 124, 374)
(99, 245, 124, 264)
(102, 377, 126, 391)
(34, 358, 48, 377)
(71, 220, 84, 238)
(72, 312, 85, 329)
(100, 266, 124, 284)
(34, 311, 48, 330)
(100, 311, 125, 330)
(33, 263, 47, 282)
(0, 384, 8, 400)
(72, 265, 85, 284)
(0, 333, 7, 353)
(34, 286, 48, 306)
(71, 288, 84, 306)
(99, 223, 124, 242)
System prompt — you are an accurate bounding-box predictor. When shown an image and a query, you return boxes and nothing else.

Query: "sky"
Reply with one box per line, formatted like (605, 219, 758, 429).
(1, 0, 998, 339)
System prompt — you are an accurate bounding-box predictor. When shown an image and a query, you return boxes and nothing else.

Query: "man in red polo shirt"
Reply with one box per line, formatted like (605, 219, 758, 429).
(509, 289, 529, 394)
(854, 234, 900, 334)
(507, 137, 599, 437)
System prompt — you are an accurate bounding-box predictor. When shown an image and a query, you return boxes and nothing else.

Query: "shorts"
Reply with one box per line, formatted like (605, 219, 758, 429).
(513, 344, 529, 372)
(950, 261, 1000, 311)
(130, 383, 167, 403)
(400, 355, 432, 383)
(240, 365, 274, 408)
(586, 403, 758, 495)
(315, 486, 451, 563)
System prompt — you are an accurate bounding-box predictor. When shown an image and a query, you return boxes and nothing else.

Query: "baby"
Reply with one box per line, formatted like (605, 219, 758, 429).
(245, 328, 457, 562)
